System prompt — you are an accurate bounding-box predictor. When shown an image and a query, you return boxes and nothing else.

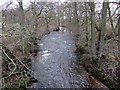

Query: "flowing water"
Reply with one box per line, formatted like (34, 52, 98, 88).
(32, 31, 90, 88)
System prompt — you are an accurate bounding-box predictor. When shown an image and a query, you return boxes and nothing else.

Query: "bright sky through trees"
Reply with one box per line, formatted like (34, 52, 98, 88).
(0, 0, 119, 11)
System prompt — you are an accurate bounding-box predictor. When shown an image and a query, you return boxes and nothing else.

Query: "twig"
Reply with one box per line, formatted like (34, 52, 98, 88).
(1, 44, 34, 75)
(14, 55, 32, 73)
(107, 5, 120, 21)
(2, 49, 17, 79)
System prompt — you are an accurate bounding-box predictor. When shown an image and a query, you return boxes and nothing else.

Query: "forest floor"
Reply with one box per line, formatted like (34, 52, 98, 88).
(2, 27, 119, 89)
(75, 46, 119, 89)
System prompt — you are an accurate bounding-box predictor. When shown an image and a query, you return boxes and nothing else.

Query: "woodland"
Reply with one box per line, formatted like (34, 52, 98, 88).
(1, 0, 120, 89)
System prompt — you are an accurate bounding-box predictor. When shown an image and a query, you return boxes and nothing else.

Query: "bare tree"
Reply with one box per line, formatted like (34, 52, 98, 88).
(85, 2, 89, 46)
(18, 0, 25, 54)
(117, 5, 120, 87)
(107, 3, 114, 33)
(99, 1, 108, 56)
(56, 4, 61, 27)
(44, 3, 54, 33)
(118, 15, 120, 59)
(18, 0, 24, 28)
(31, 2, 44, 38)
(73, 2, 79, 33)
(89, 2, 96, 58)
(77, 2, 83, 45)
(32, 2, 38, 38)
(72, 2, 80, 46)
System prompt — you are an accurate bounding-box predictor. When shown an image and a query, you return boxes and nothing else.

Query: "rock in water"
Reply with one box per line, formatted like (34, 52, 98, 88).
(32, 31, 90, 88)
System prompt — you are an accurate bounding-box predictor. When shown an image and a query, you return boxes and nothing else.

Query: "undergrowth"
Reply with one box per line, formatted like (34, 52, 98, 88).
(75, 46, 119, 89)
(2, 35, 38, 89)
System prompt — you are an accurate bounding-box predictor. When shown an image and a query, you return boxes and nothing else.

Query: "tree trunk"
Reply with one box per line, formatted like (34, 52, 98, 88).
(57, 5, 60, 27)
(89, 2, 96, 58)
(45, 12, 49, 34)
(45, 10, 49, 34)
(99, 1, 108, 56)
(73, 2, 80, 46)
(78, 2, 83, 45)
(18, 0, 25, 54)
(32, 2, 38, 37)
(107, 3, 114, 32)
(118, 1, 120, 59)
(73, 2, 79, 33)
(18, 0, 24, 28)
(118, 15, 120, 59)
(117, 10, 120, 88)
(85, 2, 89, 46)
(107, 2, 118, 56)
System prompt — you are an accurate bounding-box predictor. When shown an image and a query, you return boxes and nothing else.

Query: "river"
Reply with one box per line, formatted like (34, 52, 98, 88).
(32, 31, 90, 88)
